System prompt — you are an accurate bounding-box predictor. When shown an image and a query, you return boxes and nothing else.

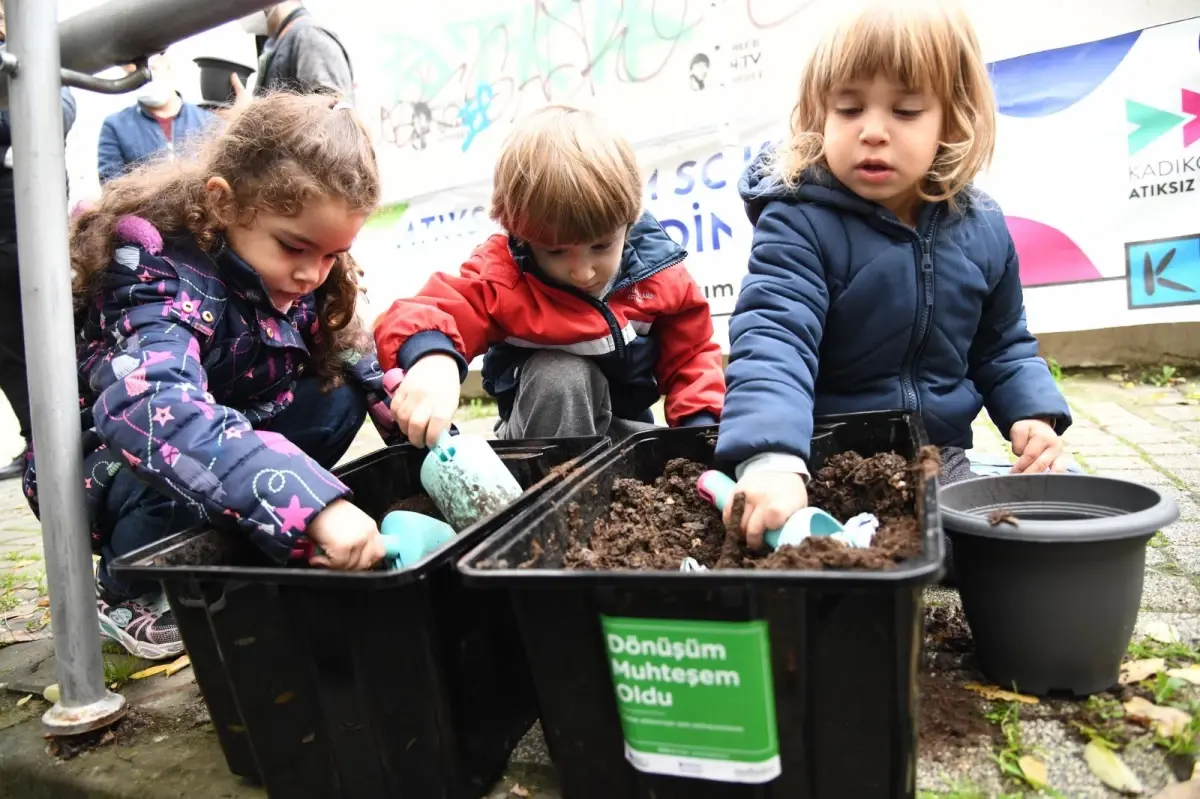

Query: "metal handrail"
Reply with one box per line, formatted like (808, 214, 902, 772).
(4, 0, 275, 736)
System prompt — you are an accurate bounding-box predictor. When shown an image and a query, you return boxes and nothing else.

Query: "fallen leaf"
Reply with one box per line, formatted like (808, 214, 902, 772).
(1085, 739, 1144, 794)
(164, 655, 190, 677)
(1150, 780, 1200, 799)
(36, 598, 48, 607)
(130, 663, 171, 680)
(963, 683, 1039, 704)
(510, 785, 530, 798)
(1019, 754, 1048, 789)
(1125, 696, 1193, 738)
(1122, 658, 1167, 685)
(42, 684, 59, 704)
(15, 693, 31, 707)
(1168, 666, 1200, 686)
(1145, 621, 1181, 644)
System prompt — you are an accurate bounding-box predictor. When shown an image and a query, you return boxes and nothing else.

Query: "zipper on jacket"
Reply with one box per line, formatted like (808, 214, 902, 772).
(880, 208, 941, 413)
(570, 253, 687, 360)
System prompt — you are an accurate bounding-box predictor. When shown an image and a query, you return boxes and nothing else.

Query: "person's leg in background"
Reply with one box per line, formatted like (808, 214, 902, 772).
(0, 240, 30, 479)
(495, 349, 656, 441)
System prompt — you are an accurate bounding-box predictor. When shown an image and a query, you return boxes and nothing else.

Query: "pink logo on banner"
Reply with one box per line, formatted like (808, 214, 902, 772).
(1005, 217, 1102, 286)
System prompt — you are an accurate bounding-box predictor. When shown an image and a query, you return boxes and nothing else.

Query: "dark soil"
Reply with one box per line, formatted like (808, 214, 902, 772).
(561, 449, 932, 572)
(385, 493, 445, 523)
(920, 671, 996, 760)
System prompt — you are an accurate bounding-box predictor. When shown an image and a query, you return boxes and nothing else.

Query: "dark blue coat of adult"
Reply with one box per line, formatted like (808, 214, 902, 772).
(715, 153, 1071, 471)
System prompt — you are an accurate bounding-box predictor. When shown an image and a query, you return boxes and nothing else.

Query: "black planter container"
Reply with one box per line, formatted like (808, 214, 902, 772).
(941, 474, 1180, 696)
(110, 436, 609, 799)
(194, 57, 255, 105)
(459, 412, 944, 798)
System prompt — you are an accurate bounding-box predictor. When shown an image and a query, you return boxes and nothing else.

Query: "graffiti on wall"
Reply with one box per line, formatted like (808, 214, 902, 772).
(376, 0, 814, 153)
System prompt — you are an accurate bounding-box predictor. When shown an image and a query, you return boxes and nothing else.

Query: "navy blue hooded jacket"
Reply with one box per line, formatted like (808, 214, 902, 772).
(715, 155, 1071, 473)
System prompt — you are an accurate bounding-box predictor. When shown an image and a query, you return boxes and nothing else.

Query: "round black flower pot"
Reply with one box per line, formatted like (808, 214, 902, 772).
(194, 57, 255, 106)
(940, 474, 1179, 697)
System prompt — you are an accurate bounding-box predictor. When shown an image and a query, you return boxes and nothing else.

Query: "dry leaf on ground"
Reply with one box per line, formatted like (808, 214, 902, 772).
(1122, 658, 1167, 684)
(1168, 666, 1200, 686)
(1145, 621, 1182, 644)
(130, 663, 171, 680)
(15, 693, 31, 707)
(1019, 754, 1048, 788)
(164, 655, 191, 676)
(962, 683, 1039, 704)
(131, 654, 190, 680)
(1085, 739, 1144, 794)
(1124, 696, 1193, 738)
(510, 785, 530, 798)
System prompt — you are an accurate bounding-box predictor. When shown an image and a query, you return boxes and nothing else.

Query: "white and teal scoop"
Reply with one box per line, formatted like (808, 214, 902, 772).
(379, 510, 456, 568)
(419, 430, 524, 532)
(696, 470, 873, 549)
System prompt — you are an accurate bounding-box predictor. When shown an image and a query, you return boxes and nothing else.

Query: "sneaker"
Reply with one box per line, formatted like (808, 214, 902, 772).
(97, 591, 185, 661)
(0, 451, 24, 481)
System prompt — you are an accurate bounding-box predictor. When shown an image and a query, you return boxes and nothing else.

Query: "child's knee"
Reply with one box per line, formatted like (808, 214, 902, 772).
(520, 350, 602, 394)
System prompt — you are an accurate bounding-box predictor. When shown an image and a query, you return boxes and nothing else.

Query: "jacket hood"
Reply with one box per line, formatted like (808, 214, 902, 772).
(738, 149, 881, 226)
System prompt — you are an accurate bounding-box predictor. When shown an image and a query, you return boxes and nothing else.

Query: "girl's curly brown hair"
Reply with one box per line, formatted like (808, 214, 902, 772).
(71, 91, 381, 388)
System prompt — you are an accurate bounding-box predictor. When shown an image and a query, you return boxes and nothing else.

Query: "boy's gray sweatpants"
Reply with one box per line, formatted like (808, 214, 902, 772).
(495, 350, 659, 443)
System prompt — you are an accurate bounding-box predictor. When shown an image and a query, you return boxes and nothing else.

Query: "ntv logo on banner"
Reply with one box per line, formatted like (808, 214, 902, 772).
(1127, 89, 1200, 199)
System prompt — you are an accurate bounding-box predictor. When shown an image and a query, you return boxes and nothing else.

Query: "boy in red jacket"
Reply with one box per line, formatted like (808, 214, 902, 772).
(375, 104, 725, 446)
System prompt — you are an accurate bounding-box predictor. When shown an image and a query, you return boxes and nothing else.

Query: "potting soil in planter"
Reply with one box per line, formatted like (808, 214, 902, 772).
(559, 450, 927, 572)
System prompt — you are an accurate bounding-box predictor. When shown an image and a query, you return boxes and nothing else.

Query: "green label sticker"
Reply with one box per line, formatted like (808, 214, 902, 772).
(600, 615, 780, 783)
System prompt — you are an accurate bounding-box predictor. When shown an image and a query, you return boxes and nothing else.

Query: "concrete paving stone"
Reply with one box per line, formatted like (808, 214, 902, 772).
(1172, 547, 1200, 576)
(1141, 442, 1200, 456)
(1180, 421, 1200, 435)
(1155, 404, 1200, 422)
(1107, 427, 1187, 444)
(1151, 456, 1200, 474)
(1146, 546, 1169, 568)
(1062, 428, 1121, 446)
(1086, 455, 1152, 472)
(1081, 401, 1150, 425)
(1135, 611, 1200, 643)
(1071, 444, 1145, 458)
(1100, 468, 1177, 488)
(1140, 571, 1200, 612)
(1165, 522, 1200, 547)
(1168, 471, 1200, 489)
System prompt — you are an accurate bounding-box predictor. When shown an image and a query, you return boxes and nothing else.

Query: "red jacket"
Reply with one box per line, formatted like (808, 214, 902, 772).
(375, 212, 724, 426)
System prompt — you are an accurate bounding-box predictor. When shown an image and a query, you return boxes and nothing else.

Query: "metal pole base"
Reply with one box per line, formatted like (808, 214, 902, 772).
(42, 691, 128, 737)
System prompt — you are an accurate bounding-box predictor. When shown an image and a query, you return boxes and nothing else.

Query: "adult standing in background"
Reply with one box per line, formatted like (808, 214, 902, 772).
(236, 2, 353, 100)
(0, 2, 78, 479)
(97, 54, 213, 184)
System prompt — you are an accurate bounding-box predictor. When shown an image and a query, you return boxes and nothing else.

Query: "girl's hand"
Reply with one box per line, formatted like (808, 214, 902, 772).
(724, 471, 808, 550)
(389, 354, 461, 448)
(1010, 419, 1070, 473)
(306, 499, 385, 570)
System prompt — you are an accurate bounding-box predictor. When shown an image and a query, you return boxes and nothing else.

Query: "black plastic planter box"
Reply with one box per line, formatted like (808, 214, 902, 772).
(110, 435, 608, 799)
(459, 413, 943, 799)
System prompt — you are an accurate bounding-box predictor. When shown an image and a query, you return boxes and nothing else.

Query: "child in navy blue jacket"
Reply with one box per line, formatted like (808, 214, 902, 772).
(716, 0, 1072, 548)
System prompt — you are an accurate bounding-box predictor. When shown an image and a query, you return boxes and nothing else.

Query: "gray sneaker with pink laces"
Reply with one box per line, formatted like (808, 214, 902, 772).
(96, 589, 185, 661)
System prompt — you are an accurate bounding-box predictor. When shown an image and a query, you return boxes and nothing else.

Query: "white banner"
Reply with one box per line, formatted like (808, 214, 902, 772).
(347, 5, 1200, 346)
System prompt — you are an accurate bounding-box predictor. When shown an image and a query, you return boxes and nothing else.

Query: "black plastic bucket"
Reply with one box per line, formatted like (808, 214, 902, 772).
(459, 412, 943, 798)
(110, 436, 609, 798)
(940, 474, 1180, 696)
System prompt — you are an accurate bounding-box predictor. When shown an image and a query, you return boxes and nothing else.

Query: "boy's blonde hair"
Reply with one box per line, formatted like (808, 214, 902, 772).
(775, 0, 996, 208)
(491, 105, 642, 246)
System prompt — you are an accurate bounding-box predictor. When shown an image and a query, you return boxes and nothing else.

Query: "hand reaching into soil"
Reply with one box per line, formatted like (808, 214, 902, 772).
(306, 499, 386, 570)
(725, 471, 808, 550)
(390, 353, 461, 448)
(1009, 419, 1070, 474)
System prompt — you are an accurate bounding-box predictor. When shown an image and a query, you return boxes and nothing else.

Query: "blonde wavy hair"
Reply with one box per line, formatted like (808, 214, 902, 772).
(774, 0, 996, 210)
